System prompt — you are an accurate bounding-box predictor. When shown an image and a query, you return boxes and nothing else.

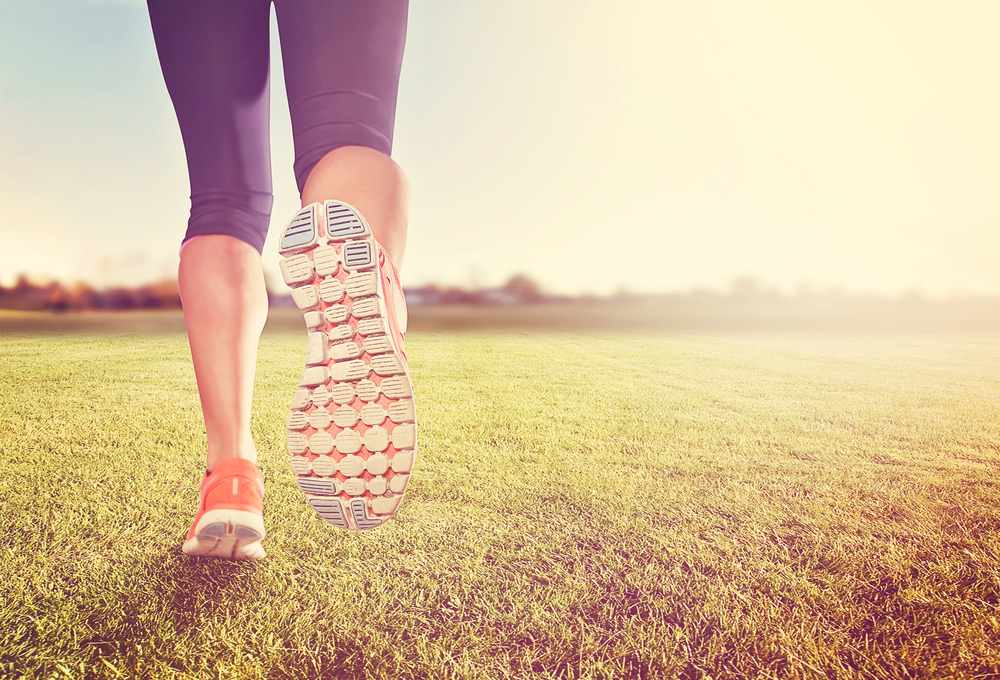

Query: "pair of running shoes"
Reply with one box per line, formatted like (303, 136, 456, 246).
(182, 201, 417, 560)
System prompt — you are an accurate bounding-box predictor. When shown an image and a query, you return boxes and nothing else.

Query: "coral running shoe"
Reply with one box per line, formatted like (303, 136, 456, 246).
(278, 200, 416, 531)
(182, 457, 266, 560)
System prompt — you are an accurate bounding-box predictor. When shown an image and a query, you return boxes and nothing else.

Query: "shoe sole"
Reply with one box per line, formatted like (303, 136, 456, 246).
(182, 508, 266, 560)
(278, 200, 417, 531)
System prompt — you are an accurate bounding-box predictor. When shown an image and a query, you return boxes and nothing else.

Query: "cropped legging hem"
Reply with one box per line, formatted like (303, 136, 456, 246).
(148, 0, 408, 254)
(183, 192, 275, 254)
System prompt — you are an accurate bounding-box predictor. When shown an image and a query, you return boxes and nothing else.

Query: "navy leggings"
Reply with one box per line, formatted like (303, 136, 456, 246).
(147, 0, 408, 253)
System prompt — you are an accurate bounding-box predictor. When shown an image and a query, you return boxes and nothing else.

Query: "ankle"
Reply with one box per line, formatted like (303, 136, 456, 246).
(207, 450, 258, 473)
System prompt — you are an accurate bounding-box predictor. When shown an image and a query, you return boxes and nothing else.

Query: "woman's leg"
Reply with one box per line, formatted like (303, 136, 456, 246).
(274, 0, 415, 531)
(276, 0, 410, 265)
(179, 236, 269, 471)
(148, 0, 272, 558)
(148, 0, 273, 472)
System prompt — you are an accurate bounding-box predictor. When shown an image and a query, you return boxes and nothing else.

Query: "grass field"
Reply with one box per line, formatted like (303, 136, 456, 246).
(1, 326, 999, 679)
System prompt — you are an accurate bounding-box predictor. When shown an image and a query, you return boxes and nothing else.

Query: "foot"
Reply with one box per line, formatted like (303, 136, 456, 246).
(182, 457, 266, 560)
(278, 200, 417, 530)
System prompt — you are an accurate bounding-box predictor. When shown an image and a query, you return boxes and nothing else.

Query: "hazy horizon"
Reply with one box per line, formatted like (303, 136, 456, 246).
(2, 0, 999, 297)
(7, 268, 1000, 304)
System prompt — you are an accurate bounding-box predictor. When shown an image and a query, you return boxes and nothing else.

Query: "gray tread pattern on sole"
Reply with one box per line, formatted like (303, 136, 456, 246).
(235, 526, 262, 539)
(297, 477, 339, 495)
(309, 498, 349, 529)
(200, 522, 227, 537)
(350, 498, 384, 530)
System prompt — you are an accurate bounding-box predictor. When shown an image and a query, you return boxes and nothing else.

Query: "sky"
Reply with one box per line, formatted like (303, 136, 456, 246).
(1, 0, 999, 297)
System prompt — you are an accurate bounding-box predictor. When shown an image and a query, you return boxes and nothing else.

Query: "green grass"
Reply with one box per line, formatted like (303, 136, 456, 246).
(1, 330, 999, 679)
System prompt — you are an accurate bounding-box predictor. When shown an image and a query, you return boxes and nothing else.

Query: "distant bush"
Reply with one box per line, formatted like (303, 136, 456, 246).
(0, 276, 181, 312)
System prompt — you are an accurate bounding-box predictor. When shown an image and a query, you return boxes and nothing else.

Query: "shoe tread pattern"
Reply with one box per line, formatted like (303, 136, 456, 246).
(279, 200, 416, 531)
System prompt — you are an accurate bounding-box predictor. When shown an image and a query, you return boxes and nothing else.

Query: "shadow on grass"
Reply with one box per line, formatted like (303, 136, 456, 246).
(75, 549, 259, 656)
(77, 549, 371, 679)
(151, 548, 259, 619)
